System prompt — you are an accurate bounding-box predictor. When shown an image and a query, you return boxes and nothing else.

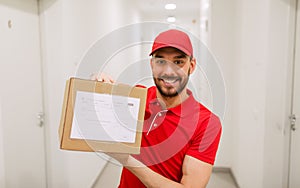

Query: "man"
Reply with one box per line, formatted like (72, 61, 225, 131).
(97, 29, 222, 188)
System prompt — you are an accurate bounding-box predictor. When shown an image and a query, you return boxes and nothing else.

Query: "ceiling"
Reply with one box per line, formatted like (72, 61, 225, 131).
(136, 0, 202, 34)
(137, 0, 201, 13)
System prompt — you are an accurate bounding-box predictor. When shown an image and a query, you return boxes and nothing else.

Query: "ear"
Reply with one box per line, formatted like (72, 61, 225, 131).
(189, 57, 196, 74)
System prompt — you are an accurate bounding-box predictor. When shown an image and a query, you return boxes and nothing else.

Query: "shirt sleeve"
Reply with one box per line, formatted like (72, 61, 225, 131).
(186, 114, 222, 165)
(135, 84, 147, 88)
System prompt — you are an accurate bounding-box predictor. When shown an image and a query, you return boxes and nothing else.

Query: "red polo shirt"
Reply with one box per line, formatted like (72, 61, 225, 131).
(118, 86, 222, 188)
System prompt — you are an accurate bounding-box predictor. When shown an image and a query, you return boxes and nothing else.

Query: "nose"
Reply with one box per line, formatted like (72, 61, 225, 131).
(164, 61, 183, 74)
(163, 62, 175, 74)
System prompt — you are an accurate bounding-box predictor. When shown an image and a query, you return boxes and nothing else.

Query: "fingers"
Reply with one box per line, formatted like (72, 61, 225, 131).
(99, 73, 115, 83)
(90, 72, 115, 84)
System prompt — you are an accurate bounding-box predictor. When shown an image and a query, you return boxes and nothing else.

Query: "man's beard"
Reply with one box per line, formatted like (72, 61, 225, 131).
(154, 69, 190, 98)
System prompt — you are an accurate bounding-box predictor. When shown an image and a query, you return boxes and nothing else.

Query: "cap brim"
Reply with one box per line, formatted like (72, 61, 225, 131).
(149, 44, 191, 56)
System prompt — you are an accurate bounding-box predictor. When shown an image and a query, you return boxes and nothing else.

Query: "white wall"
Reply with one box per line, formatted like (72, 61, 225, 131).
(210, 0, 237, 167)
(232, 1, 269, 187)
(0, 97, 4, 188)
(39, 2, 67, 187)
(0, 1, 47, 187)
(199, 0, 210, 45)
(210, 0, 294, 187)
(263, 0, 295, 187)
(39, 0, 141, 187)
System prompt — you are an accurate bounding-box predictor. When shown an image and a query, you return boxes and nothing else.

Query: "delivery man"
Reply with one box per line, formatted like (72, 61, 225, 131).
(94, 29, 222, 188)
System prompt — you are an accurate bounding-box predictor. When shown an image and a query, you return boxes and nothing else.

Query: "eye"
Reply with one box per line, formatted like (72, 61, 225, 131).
(155, 58, 167, 65)
(174, 60, 184, 65)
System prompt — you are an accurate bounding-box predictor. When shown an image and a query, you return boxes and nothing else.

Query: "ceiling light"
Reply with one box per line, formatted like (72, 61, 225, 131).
(167, 16, 176, 23)
(165, 3, 176, 10)
(203, 2, 210, 10)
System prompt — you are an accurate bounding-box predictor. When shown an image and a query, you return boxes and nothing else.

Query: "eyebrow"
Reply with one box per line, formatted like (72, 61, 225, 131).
(174, 55, 187, 59)
(153, 55, 164, 58)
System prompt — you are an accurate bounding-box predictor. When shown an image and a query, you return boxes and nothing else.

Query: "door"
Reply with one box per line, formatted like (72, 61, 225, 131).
(0, 1, 47, 187)
(289, 0, 300, 187)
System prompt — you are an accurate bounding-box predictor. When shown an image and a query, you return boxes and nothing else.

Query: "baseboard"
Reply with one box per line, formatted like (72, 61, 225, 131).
(212, 167, 240, 188)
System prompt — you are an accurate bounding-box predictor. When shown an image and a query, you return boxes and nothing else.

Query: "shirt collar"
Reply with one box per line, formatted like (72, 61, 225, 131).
(167, 89, 198, 117)
(147, 87, 199, 118)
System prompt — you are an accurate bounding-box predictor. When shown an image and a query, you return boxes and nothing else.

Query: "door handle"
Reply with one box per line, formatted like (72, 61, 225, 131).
(290, 114, 297, 131)
(37, 112, 45, 127)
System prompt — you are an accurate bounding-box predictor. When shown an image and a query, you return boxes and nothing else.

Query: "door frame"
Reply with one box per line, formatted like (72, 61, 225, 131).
(0, 97, 5, 187)
(285, 0, 299, 187)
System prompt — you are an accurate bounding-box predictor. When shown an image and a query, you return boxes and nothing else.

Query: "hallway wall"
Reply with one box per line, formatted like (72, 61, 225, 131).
(210, 0, 294, 187)
(209, 0, 237, 168)
(231, 0, 269, 187)
(0, 0, 47, 187)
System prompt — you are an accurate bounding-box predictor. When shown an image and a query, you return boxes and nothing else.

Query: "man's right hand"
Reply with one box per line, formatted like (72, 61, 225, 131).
(90, 72, 115, 84)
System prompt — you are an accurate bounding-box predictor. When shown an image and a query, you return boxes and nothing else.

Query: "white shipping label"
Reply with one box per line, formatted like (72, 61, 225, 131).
(70, 91, 140, 143)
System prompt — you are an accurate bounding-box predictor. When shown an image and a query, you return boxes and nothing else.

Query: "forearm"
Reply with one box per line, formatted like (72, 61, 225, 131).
(108, 153, 211, 188)
(124, 155, 185, 188)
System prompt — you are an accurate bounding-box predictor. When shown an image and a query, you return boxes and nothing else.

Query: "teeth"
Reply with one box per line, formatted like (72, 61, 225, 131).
(163, 79, 177, 83)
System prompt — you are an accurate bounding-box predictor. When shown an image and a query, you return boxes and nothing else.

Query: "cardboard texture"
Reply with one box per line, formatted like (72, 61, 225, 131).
(59, 77, 147, 154)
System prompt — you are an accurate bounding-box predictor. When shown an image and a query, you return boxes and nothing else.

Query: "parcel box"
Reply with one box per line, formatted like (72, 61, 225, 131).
(59, 77, 147, 154)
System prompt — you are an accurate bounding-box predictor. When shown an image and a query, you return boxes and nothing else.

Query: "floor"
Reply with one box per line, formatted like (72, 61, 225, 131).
(93, 161, 239, 188)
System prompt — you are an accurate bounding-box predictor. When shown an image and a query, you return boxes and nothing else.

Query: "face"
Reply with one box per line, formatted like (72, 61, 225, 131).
(151, 47, 196, 98)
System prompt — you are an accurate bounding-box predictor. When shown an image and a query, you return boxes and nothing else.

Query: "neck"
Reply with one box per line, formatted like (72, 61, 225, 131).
(156, 89, 189, 109)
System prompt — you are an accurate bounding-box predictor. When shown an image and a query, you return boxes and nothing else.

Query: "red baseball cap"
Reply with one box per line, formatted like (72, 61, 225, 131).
(150, 29, 193, 57)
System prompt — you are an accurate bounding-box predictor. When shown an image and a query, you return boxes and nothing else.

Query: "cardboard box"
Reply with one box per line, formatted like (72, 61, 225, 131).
(59, 77, 147, 154)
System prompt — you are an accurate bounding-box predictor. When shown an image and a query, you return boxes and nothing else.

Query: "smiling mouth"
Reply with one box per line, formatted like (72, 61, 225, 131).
(158, 77, 180, 85)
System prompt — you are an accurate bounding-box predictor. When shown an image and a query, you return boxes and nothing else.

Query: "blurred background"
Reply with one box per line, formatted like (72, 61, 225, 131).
(0, 0, 300, 187)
